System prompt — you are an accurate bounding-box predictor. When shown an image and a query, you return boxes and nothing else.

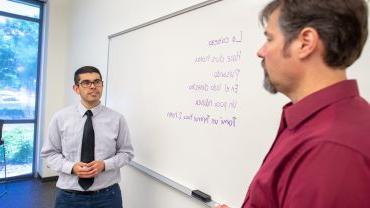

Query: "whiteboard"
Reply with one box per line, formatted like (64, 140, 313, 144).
(106, 0, 370, 207)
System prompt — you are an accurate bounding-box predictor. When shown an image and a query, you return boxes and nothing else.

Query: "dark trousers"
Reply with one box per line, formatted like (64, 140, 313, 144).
(55, 184, 123, 208)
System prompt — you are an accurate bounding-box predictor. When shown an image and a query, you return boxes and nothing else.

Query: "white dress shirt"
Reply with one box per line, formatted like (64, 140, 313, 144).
(41, 102, 134, 191)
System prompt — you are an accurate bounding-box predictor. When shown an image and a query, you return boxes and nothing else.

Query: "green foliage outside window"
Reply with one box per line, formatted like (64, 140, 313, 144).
(0, 127, 33, 164)
(0, 1, 42, 178)
(0, 17, 39, 120)
(0, 17, 39, 90)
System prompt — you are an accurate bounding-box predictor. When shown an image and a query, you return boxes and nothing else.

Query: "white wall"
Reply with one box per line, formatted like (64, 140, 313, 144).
(37, 0, 71, 178)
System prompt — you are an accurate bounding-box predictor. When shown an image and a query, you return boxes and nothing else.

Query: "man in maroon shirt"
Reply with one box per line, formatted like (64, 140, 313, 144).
(218, 0, 369, 207)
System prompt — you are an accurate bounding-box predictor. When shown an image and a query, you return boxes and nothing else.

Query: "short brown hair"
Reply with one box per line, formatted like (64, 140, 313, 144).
(260, 0, 368, 68)
(74, 66, 102, 85)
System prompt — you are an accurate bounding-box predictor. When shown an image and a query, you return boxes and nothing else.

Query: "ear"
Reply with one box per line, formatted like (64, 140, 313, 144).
(297, 27, 319, 59)
(73, 85, 80, 94)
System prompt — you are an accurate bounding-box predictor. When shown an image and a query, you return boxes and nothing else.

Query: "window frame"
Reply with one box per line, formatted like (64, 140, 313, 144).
(0, 0, 45, 180)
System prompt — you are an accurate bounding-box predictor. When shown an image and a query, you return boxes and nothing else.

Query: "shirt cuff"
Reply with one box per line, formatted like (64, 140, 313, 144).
(104, 158, 115, 171)
(62, 160, 75, 175)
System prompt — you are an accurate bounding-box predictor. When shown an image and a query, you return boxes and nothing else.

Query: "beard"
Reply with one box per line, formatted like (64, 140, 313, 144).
(261, 60, 278, 94)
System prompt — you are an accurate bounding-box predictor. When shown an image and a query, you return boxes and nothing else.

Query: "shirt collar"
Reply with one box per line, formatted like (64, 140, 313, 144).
(77, 102, 103, 117)
(283, 80, 359, 130)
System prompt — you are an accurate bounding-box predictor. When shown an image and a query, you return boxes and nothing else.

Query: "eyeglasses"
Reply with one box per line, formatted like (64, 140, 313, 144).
(78, 79, 103, 88)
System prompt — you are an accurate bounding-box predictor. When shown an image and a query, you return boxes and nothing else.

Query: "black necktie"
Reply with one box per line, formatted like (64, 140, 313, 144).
(78, 110, 95, 190)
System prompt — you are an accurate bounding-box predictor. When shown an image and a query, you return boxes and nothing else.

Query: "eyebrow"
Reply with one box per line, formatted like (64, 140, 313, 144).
(80, 79, 101, 82)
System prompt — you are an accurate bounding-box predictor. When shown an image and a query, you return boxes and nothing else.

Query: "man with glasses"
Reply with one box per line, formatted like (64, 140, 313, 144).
(42, 66, 134, 208)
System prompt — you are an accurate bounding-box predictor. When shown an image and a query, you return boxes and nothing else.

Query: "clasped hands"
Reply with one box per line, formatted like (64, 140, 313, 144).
(72, 160, 105, 178)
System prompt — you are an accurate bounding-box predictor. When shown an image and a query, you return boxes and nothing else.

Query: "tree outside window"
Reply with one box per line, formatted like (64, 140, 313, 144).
(0, 0, 43, 179)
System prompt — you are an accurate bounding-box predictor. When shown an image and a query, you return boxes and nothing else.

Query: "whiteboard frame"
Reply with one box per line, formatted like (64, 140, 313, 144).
(108, 0, 222, 39)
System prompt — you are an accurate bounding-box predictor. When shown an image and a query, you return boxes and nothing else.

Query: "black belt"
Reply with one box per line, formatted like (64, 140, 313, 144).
(61, 183, 117, 195)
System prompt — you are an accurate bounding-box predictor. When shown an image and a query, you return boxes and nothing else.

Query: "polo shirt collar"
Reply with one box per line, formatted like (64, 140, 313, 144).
(283, 80, 359, 130)
(77, 102, 103, 117)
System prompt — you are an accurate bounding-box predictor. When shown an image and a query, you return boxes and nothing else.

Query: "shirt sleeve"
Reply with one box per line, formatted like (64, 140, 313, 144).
(283, 142, 370, 208)
(40, 115, 75, 175)
(103, 115, 134, 171)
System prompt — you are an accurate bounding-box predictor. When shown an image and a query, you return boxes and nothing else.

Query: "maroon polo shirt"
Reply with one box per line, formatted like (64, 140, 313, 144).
(242, 80, 370, 208)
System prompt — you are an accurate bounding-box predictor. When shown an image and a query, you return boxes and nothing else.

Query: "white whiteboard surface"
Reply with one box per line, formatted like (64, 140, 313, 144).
(106, 0, 370, 207)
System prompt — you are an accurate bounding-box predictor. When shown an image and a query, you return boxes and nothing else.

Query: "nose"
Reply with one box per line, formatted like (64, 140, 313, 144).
(257, 45, 266, 58)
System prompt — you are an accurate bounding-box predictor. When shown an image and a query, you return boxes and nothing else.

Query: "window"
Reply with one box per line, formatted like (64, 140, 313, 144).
(0, 0, 44, 179)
